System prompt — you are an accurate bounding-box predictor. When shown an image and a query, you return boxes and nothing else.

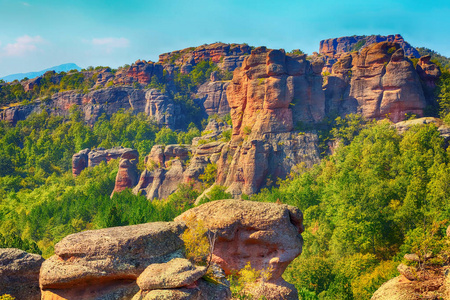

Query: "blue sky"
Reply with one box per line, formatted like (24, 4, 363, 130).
(0, 0, 449, 77)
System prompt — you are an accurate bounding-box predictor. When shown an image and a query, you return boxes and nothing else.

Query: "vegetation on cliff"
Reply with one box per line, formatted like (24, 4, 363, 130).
(251, 117, 450, 299)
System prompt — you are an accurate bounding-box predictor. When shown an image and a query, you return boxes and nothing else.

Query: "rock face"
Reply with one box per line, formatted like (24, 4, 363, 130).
(0, 248, 44, 300)
(214, 46, 324, 196)
(175, 200, 304, 300)
(112, 158, 139, 195)
(40, 222, 187, 300)
(72, 147, 138, 176)
(134, 139, 226, 200)
(145, 89, 186, 127)
(158, 43, 251, 72)
(196, 80, 231, 116)
(325, 42, 428, 123)
(114, 60, 164, 86)
(319, 34, 420, 58)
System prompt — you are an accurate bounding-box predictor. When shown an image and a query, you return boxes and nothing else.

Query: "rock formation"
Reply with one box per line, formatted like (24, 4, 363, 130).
(214, 47, 324, 196)
(72, 147, 138, 176)
(319, 34, 420, 59)
(113, 60, 164, 86)
(158, 42, 251, 72)
(196, 73, 231, 116)
(325, 42, 429, 122)
(133, 121, 229, 200)
(38, 200, 301, 300)
(112, 158, 139, 196)
(175, 199, 304, 300)
(0, 248, 44, 300)
(40, 222, 188, 299)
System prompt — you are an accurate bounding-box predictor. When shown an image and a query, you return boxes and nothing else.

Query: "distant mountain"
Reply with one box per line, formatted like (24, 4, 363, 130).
(0, 63, 81, 82)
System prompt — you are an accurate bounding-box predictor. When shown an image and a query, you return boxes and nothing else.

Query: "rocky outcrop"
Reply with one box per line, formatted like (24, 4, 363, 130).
(40, 222, 187, 300)
(196, 76, 231, 116)
(39, 200, 301, 300)
(72, 147, 138, 176)
(132, 258, 230, 300)
(0, 248, 44, 300)
(112, 158, 139, 196)
(0, 86, 187, 128)
(320, 34, 420, 58)
(325, 42, 428, 122)
(175, 200, 304, 300)
(394, 117, 450, 142)
(158, 43, 251, 72)
(134, 139, 226, 200)
(214, 47, 323, 196)
(145, 89, 186, 128)
(114, 60, 164, 86)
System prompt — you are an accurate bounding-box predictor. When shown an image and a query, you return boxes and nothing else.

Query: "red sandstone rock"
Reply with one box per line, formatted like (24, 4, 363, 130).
(175, 199, 304, 300)
(111, 158, 139, 195)
(319, 34, 420, 59)
(40, 222, 186, 299)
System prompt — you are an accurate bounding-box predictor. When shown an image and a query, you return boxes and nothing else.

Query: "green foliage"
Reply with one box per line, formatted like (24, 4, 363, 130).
(251, 119, 450, 299)
(330, 113, 366, 145)
(197, 185, 232, 205)
(199, 162, 217, 186)
(228, 262, 273, 300)
(155, 127, 178, 145)
(167, 183, 199, 210)
(437, 70, 450, 122)
(352, 40, 366, 52)
(0, 295, 15, 300)
(288, 49, 304, 56)
(181, 214, 210, 264)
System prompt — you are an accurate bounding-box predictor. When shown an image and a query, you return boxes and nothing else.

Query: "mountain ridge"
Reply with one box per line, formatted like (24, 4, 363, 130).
(0, 63, 81, 82)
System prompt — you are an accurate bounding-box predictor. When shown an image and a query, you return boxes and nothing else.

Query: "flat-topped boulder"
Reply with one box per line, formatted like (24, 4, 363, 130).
(40, 222, 186, 299)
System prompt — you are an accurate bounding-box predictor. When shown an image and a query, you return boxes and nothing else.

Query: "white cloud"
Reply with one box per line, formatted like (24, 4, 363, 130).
(1, 35, 45, 57)
(91, 37, 130, 53)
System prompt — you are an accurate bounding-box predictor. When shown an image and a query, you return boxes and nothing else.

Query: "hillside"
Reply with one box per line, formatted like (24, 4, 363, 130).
(0, 36, 450, 300)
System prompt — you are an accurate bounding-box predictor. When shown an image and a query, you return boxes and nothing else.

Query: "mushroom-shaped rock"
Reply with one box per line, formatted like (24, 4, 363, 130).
(175, 199, 303, 299)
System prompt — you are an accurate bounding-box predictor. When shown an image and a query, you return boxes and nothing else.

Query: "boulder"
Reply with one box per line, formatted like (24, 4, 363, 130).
(136, 258, 206, 290)
(40, 222, 186, 299)
(0, 248, 44, 300)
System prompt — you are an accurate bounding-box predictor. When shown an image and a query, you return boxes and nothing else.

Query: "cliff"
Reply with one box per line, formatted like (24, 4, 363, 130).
(79, 41, 442, 199)
(319, 34, 420, 58)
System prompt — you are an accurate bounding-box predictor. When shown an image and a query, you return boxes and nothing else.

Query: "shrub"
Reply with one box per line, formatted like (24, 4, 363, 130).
(181, 214, 210, 264)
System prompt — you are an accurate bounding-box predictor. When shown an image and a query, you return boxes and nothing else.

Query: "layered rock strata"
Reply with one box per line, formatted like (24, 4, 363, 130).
(0, 248, 44, 300)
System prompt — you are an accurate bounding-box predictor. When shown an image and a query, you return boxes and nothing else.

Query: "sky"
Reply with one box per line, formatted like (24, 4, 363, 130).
(0, 0, 449, 77)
